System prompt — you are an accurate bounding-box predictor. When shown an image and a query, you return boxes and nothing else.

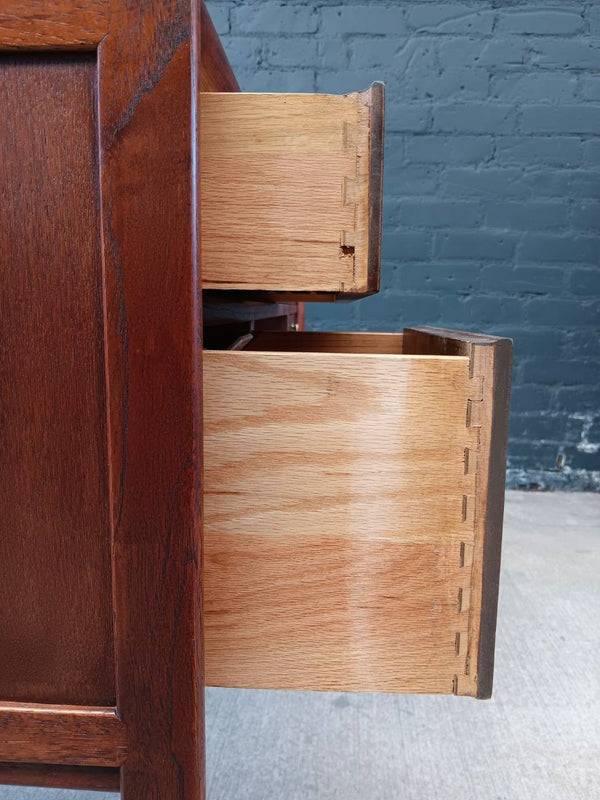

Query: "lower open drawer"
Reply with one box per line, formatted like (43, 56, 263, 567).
(203, 326, 512, 698)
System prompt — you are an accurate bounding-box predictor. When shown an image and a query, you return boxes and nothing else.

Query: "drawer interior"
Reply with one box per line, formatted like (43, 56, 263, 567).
(203, 328, 507, 697)
(200, 85, 384, 298)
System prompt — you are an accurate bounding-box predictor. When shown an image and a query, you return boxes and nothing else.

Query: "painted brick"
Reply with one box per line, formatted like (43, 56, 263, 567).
(435, 231, 517, 260)
(563, 330, 600, 359)
(265, 37, 318, 67)
(486, 202, 568, 231)
(316, 37, 349, 71)
(580, 77, 600, 102)
(320, 5, 406, 35)
(583, 139, 600, 163)
(521, 105, 600, 135)
(496, 10, 585, 36)
(569, 268, 600, 296)
(522, 358, 599, 386)
(382, 134, 405, 186)
(510, 384, 554, 414)
(587, 419, 600, 443)
(511, 329, 564, 357)
(526, 298, 599, 327)
(495, 137, 583, 168)
(436, 36, 527, 68)
(208, 0, 600, 489)
(385, 104, 431, 133)
(382, 231, 432, 261)
(349, 38, 403, 69)
(555, 387, 600, 414)
(399, 67, 489, 102)
(393, 262, 481, 292)
(491, 73, 577, 103)
(571, 201, 600, 233)
(586, 5, 600, 35)
(218, 37, 263, 69)
(405, 135, 494, 165)
(529, 39, 600, 70)
(524, 170, 575, 198)
(568, 172, 600, 199)
(562, 446, 600, 472)
(433, 103, 517, 134)
(232, 3, 318, 34)
(479, 37, 530, 67)
(441, 294, 524, 325)
(406, 4, 494, 35)
(510, 414, 568, 442)
(358, 291, 442, 327)
(385, 164, 438, 195)
(480, 265, 565, 293)
(397, 200, 481, 228)
(208, 4, 230, 35)
(442, 169, 530, 199)
(519, 233, 600, 264)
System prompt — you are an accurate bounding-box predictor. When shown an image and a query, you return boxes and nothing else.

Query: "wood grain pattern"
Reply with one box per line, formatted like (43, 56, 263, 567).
(98, 0, 204, 796)
(1, 1, 206, 793)
(245, 330, 405, 354)
(201, 85, 384, 295)
(0, 764, 119, 792)
(0, 0, 108, 49)
(0, 53, 115, 707)
(0, 703, 127, 766)
(204, 340, 482, 694)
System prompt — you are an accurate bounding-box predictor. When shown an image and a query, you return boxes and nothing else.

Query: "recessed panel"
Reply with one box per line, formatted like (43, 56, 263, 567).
(0, 54, 115, 705)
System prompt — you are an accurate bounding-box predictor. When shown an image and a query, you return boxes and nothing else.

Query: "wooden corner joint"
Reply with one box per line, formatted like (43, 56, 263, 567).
(454, 347, 489, 695)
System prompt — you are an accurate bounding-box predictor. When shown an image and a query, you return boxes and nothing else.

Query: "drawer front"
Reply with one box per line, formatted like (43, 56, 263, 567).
(203, 327, 512, 698)
(201, 84, 384, 298)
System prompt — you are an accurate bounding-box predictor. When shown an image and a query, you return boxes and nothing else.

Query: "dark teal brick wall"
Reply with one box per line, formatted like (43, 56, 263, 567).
(207, 0, 600, 490)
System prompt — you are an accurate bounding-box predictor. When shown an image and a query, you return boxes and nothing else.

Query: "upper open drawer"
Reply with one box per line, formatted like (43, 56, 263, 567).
(201, 84, 384, 298)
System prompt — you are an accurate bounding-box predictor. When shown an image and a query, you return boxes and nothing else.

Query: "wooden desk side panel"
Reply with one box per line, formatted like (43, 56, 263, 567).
(0, 0, 206, 796)
(203, 350, 481, 694)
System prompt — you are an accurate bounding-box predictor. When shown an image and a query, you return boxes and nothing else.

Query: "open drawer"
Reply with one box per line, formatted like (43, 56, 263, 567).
(203, 327, 512, 698)
(200, 84, 384, 298)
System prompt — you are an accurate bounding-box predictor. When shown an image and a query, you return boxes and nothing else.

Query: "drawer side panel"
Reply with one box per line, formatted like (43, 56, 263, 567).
(204, 350, 482, 694)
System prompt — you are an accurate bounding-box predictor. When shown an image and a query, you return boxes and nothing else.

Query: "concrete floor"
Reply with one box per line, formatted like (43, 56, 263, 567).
(4, 491, 599, 800)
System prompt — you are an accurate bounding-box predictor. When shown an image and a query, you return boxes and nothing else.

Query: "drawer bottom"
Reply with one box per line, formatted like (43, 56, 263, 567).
(203, 327, 512, 698)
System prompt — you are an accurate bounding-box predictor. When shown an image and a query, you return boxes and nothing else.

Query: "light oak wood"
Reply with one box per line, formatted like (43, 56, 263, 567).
(0, 703, 127, 766)
(203, 331, 498, 696)
(200, 85, 384, 296)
